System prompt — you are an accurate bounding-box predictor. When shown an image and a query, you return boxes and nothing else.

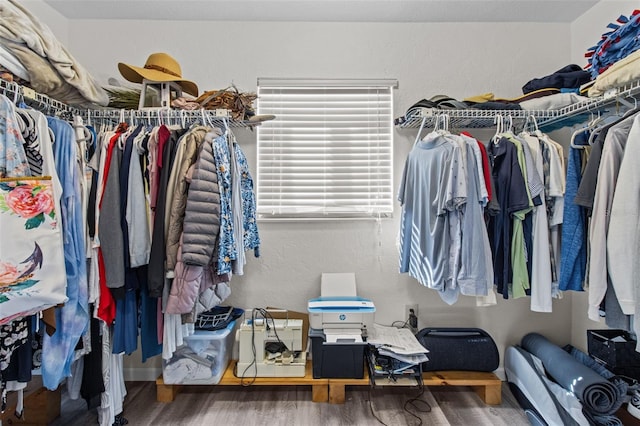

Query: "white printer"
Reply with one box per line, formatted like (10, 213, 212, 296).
(307, 273, 375, 343)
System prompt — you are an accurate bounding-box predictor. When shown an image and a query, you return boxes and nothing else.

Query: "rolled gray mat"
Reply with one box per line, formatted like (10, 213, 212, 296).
(521, 332, 620, 416)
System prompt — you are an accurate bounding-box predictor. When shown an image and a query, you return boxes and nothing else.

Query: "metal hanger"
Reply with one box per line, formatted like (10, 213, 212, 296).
(570, 125, 589, 149)
(413, 116, 427, 146)
(439, 113, 450, 133)
(492, 114, 503, 143)
(522, 115, 539, 134)
(180, 109, 187, 129)
(505, 114, 513, 134)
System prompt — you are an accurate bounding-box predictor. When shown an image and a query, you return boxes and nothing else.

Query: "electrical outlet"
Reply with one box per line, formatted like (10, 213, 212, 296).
(405, 304, 418, 326)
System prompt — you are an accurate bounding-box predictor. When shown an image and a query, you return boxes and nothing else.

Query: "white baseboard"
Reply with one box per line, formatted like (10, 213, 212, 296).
(124, 367, 162, 382)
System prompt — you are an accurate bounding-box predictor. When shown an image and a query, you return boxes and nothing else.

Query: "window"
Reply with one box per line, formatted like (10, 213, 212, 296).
(256, 78, 396, 219)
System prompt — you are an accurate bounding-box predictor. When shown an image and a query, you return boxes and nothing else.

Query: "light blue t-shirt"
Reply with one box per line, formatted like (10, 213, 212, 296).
(398, 133, 456, 291)
(457, 135, 493, 298)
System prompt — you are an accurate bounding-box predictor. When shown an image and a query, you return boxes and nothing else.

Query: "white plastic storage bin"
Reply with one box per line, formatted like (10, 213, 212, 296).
(162, 319, 237, 385)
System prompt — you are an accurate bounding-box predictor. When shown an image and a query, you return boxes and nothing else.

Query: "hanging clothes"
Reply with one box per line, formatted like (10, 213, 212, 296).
(97, 127, 127, 295)
(586, 114, 635, 322)
(607, 114, 640, 350)
(166, 129, 223, 315)
(165, 126, 210, 275)
(41, 116, 89, 390)
(212, 133, 237, 276)
(0, 76, 262, 422)
(487, 136, 530, 299)
(398, 131, 462, 295)
(148, 128, 186, 298)
(520, 132, 554, 312)
(559, 144, 588, 293)
(235, 142, 260, 257)
(0, 95, 30, 178)
(457, 134, 493, 298)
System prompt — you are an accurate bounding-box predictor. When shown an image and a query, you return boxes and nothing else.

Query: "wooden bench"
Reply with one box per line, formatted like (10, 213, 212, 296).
(326, 370, 501, 405)
(0, 382, 61, 426)
(156, 360, 329, 403)
(421, 371, 502, 405)
(157, 361, 501, 406)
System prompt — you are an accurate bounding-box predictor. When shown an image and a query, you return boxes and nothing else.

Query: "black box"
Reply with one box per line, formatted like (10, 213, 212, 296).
(610, 366, 640, 382)
(309, 328, 366, 379)
(587, 329, 640, 368)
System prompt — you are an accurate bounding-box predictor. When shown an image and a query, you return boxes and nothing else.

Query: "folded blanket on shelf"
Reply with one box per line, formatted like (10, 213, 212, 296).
(0, 0, 108, 107)
(0, 44, 28, 82)
(589, 49, 640, 97)
(519, 93, 589, 110)
(587, 11, 640, 79)
(522, 64, 592, 94)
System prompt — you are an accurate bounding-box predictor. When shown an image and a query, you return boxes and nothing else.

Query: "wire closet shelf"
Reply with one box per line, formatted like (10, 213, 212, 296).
(394, 79, 640, 131)
(0, 78, 257, 129)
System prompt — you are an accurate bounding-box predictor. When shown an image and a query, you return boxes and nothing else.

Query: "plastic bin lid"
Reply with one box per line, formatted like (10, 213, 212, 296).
(188, 318, 237, 339)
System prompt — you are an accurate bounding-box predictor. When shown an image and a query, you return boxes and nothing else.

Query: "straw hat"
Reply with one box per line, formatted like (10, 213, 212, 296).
(118, 52, 198, 97)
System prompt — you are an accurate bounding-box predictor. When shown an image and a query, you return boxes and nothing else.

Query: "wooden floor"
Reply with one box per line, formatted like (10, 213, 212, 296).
(50, 381, 530, 425)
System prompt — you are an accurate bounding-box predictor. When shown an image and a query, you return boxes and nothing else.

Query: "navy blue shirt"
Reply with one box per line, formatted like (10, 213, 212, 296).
(487, 137, 530, 298)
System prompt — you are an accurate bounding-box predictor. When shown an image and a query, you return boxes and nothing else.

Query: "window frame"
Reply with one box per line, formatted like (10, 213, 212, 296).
(256, 78, 397, 220)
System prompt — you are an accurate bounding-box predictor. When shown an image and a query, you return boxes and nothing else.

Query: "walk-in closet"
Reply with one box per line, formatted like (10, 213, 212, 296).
(1, 1, 640, 425)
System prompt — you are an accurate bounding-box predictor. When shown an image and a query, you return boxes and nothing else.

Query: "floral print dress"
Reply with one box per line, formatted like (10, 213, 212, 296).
(0, 96, 30, 178)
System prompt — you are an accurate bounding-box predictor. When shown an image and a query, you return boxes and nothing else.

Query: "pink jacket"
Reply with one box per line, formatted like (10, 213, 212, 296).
(165, 237, 229, 315)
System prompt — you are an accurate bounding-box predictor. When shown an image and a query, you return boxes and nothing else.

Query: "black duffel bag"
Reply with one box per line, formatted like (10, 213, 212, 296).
(416, 327, 499, 372)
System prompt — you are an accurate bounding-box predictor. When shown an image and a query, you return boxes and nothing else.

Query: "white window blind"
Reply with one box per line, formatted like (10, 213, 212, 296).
(256, 78, 396, 219)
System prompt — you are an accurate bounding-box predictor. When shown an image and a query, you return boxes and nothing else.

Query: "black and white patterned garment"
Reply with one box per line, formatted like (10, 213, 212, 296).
(0, 318, 29, 412)
(0, 319, 28, 372)
(15, 108, 43, 176)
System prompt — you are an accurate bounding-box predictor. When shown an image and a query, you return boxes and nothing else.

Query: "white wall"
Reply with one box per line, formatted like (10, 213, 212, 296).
(15, 16, 577, 378)
(570, 0, 637, 65)
(19, 0, 69, 45)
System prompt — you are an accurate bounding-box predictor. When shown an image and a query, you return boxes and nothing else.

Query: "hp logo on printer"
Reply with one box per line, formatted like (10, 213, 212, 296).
(339, 314, 346, 321)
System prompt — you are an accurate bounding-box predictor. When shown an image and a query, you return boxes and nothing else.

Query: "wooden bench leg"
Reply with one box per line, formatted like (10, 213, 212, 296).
(156, 378, 182, 403)
(472, 383, 501, 405)
(0, 386, 61, 425)
(328, 383, 346, 404)
(312, 384, 328, 403)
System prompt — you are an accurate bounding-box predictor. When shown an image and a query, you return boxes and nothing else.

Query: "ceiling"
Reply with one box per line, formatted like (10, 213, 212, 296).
(43, 0, 600, 23)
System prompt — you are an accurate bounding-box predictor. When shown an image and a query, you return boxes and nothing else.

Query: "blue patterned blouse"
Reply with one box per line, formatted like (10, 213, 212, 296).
(234, 143, 260, 257)
(213, 135, 237, 274)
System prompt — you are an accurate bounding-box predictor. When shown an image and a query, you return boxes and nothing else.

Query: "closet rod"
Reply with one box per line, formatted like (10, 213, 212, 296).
(0, 79, 256, 129)
(79, 108, 254, 128)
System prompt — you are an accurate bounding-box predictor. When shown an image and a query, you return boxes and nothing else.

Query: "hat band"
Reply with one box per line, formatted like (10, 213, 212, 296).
(144, 64, 181, 78)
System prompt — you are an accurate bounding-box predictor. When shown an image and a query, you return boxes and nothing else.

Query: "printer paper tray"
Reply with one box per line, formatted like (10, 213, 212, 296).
(367, 352, 422, 388)
(371, 376, 420, 387)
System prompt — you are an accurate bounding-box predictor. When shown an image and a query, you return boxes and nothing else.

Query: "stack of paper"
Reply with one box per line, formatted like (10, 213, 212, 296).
(367, 324, 429, 369)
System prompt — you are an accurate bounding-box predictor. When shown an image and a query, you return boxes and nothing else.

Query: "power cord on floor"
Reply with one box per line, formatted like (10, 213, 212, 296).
(368, 387, 388, 425)
(368, 383, 432, 426)
(403, 383, 432, 426)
